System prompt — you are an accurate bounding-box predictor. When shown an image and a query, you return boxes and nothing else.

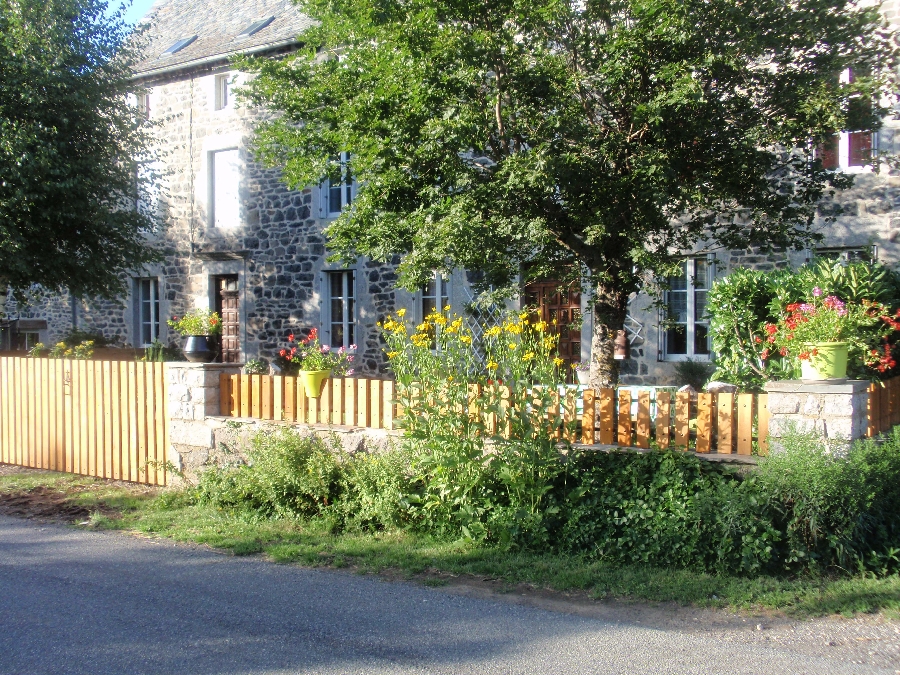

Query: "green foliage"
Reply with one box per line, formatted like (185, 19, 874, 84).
(0, 0, 159, 303)
(167, 309, 222, 337)
(672, 359, 714, 391)
(709, 262, 900, 389)
(243, 358, 269, 375)
(62, 329, 115, 348)
(240, 0, 899, 385)
(756, 430, 900, 574)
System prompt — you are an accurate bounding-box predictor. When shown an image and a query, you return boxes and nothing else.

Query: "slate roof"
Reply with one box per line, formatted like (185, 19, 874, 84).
(133, 0, 314, 76)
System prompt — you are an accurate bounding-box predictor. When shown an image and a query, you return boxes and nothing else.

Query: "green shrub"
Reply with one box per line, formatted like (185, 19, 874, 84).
(336, 445, 417, 530)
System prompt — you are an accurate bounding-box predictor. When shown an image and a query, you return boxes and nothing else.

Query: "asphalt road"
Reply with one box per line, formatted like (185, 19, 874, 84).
(0, 516, 889, 675)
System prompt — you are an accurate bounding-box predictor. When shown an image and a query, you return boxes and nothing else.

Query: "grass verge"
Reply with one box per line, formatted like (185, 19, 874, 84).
(1, 469, 898, 618)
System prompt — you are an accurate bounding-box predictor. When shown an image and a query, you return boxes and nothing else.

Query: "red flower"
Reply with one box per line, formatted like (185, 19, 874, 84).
(288, 333, 295, 343)
(765, 324, 777, 335)
(279, 349, 286, 357)
(754, 336, 762, 343)
(779, 347, 788, 356)
(798, 351, 810, 360)
(760, 349, 770, 360)
(786, 303, 800, 312)
(767, 336, 776, 344)
(811, 348, 818, 356)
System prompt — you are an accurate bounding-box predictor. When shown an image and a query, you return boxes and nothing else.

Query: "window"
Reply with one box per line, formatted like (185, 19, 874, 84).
(663, 257, 713, 360)
(136, 278, 160, 347)
(326, 152, 354, 216)
(817, 69, 877, 171)
(159, 35, 197, 58)
(136, 92, 150, 119)
(210, 149, 240, 229)
(421, 274, 449, 319)
(214, 74, 231, 111)
(235, 16, 274, 39)
(327, 271, 356, 349)
(810, 245, 877, 265)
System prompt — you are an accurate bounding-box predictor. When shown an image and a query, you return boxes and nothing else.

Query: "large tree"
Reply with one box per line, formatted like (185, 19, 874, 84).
(243, 0, 900, 386)
(0, 0, 157, 316)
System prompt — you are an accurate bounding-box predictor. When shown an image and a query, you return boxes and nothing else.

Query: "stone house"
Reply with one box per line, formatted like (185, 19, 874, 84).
(4, 0, 900, 387)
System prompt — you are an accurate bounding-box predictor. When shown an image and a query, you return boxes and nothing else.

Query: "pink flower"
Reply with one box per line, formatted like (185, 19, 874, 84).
(321, 345, 330, 353)
(812, 287, 823, 297)
(338, 346, 345, 354)
(346, 369, 355, 376)
(347, 355, 354, 362)
(349, 344, 357, 350)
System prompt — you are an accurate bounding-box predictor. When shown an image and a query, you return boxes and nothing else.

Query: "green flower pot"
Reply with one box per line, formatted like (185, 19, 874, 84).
(800, 341, 849, 381)
(300, 369, 331, 399)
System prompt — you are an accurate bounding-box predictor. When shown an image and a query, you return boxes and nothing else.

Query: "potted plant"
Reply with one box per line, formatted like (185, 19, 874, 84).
(277, 328, 355, 398)
(167, 309, 222, 362)
(572, 360, 591, 385)
(763, 288, 893, 381)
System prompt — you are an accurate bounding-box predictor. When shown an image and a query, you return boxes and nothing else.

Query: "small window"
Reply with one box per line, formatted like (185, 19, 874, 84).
(136, 278, 161, 347)
(811, 246, 877, 264)
(327, 271, 356, 349)
(159, 35, 197, 58)
(136, 92, 150, 119)
(421, 274, 449, 319)
(235, 16, 274, 39)
(327, 152, 354, 215)
(210, 149, 240, 229)
(816, 68, 877, 171)
(663, 257, 713, 361)
(214, 74, 231, 111)
(16, 332, 40, 351)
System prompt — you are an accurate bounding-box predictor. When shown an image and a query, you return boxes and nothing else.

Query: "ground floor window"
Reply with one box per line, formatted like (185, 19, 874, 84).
(421, 274, 449, 318)
(136, 278, 160, 347)
(663, 257, 713, 360)
(327, 270, 356, 349)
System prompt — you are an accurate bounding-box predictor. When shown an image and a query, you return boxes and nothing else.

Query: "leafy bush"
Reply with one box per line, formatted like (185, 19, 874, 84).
(708, 261, 900, 389)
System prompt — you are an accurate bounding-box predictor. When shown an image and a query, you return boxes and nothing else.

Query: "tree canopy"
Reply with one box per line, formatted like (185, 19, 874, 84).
(242, 0, 900, 384)
(0, 0, 158, 311)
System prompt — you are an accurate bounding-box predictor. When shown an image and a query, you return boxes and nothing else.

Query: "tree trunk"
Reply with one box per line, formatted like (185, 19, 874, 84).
(589, 282, 629, 389)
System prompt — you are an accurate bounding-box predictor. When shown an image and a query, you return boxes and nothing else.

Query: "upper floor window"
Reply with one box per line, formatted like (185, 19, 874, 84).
(663, 257, 713, 361)
(210, 149, 240, 229)
(326, 152, 354, 216)
(327, 270, 356, 349)
(214, 74, 231, 111)
(809, 245, 877, 265)
(136, 92, 150, 119)
(816, 69, 877, 171)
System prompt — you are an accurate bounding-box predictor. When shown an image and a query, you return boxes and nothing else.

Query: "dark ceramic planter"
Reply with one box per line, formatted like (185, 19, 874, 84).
(183, 335, 215, 363)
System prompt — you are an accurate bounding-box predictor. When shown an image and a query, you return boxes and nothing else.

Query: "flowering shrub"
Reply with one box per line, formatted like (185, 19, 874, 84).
(762, 287, 897, 371)
(379, 307, 572, 546)
(167, 309, 222, 336)
(28, 340, 94, 359)
(275, 328, 355, 375)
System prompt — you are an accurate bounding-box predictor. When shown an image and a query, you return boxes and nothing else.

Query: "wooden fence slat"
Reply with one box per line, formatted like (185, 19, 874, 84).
(696, 393, 713, 453)
(297, 378, 309, 424)
(892, 378, 900, 428)
(321, 378, 333, 424)
(136, 363, 149, 483)
(80, 360, 91, 475)
(63, 362, 73, 473)
(145, 363, 158, 484)
(240, 374, 250, 418)
(598, 388, 615, 444)
(40, 359, 50, 469)
(357, 378, 369, 427)
(220, 373, 231, 416)
(283, 376, 296, 422)
(717, 393, 734, 454)
(109, 361, 121, 480)
(260, 375, 271, 420)
(581, 389, 596, 444)
(249, 375, 260, 419)
(757, 393, 770, 456)
(102, 361, 113, 478)
(0, 360, 9, 464)
(153, 364, 166, 485)
(675, 391, 691, 449)
(95, 361, 106, 476)
(656, 392, 671, 449)
(383, 380, 395, 430)
(617, 390, 632, 446)
(736, 393, 753, 455)
(370, 380, 382, 430)
(635, 391, 650, 449)
(24, 358, 34, 468)
(273, 376, 284, 422)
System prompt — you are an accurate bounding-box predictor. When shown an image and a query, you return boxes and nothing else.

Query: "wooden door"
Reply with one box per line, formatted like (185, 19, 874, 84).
(523, 281, 582, 370)
(216, 276, 240, 363)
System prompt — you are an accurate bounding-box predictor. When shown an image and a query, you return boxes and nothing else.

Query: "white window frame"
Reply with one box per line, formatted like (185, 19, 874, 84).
(319, 152, 356, 218)
(209, 148, 240, 229)
(323, 270, 357, 349)
(136, 92, 151, 119)
(417, 273, 450, 324)
(136, 277, 161, 348)
(815, 68, 878, 173)
(662, 256, 714, 362)
(214, 74, 232, 111)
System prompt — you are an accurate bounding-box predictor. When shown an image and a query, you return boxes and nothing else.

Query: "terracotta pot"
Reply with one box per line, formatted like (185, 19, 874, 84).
(300, 369, 331, 398)
(183, 335, 215, 363)
(800, 341, 849, 381)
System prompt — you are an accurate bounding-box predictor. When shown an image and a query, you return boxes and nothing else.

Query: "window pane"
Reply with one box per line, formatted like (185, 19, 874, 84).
(213, 149, 240, 228)
(849, 132, 872, 167)
(667, 293, 687, 323)
(331, 273, 344, 298)
(329, 184, 343, 213)
(695, 290, 708, 321)
(331, 323, 344, 348)
(666, 327, 687, 355)
(694, 324, 710, 355)
(694, 259, 708, 290)
(669, 262, 688, 291)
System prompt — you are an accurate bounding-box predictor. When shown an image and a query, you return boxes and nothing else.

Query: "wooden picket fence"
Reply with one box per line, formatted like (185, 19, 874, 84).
(220, 374, 399, 429)
(0, 357, 168, 485)
(867, 378, 900, 437)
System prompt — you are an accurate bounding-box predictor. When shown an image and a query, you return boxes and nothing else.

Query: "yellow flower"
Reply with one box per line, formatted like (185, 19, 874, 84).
(535, 321, 548, 332)
(485, 326, 502, 338)
(443, 304, 451, 311)
(447, 375, 453, 382)
(397, 308, 407, 317)
(387, 351, 399, 358)
(417, 323, 428, 332)
(519, 312, 528, 320)
(446, 324, 459, 334)
(523, 351, 535, 361)
(487, 361, 498, 370)
(508, 343, 517, 350)
(554, 357, 564, 367)
(434, 315, 447, 326)
(460, 335, 472, 345)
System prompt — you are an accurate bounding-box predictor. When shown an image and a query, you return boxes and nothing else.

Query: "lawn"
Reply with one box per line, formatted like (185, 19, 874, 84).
(1, 468, 898, 618)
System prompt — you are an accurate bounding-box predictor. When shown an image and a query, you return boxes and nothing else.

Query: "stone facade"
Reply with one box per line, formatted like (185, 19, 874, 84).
(764, 380, 872, 449)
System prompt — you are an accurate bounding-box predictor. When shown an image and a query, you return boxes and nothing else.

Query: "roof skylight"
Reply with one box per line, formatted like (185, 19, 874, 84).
(235, 16, 275, 40)
(159, 35, 197, 58)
